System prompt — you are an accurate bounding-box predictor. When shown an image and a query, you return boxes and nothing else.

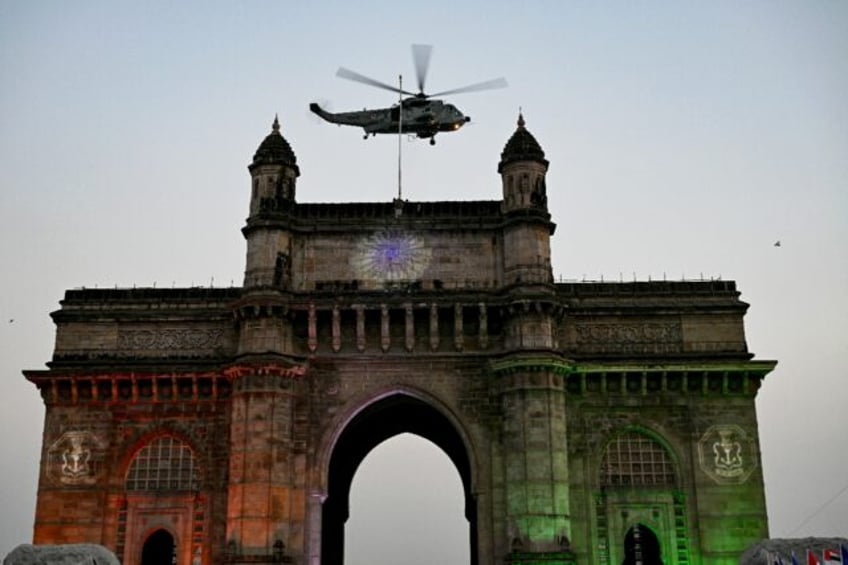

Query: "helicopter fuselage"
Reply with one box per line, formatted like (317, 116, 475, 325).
(310, 98, 470, 139)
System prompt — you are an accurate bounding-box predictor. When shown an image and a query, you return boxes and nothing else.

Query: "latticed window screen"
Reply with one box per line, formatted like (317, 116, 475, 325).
(600, 431, 675, 486)
(126, 436, 198, 491)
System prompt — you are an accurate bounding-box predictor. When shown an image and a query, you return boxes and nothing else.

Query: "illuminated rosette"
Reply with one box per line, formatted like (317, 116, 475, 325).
(353, 230, 432, 282)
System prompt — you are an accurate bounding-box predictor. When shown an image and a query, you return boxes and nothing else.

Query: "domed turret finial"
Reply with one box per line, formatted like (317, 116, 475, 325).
(251, 115, 299, 174)
(499, 108, 547, 173)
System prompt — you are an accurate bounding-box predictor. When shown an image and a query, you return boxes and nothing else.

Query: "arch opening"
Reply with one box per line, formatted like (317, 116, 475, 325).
(623, 523, 663, 565)
(141, 529, 176, 565)
(321, 394, 476, 565)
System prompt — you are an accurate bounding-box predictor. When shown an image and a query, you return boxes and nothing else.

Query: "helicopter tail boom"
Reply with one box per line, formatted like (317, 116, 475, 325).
(309, 102, 335, 121)
(310, 103, 381, 128)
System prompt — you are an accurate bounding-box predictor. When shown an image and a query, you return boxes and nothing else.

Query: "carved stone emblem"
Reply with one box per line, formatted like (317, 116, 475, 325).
(697, 424, 757, 484)
(47, 431, 108, 486)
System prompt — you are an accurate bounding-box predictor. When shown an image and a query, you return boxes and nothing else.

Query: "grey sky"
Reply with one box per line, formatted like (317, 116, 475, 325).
(1, 1, 846, 562)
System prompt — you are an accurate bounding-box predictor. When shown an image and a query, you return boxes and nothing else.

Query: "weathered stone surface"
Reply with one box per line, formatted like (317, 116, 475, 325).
(4, 544, 120, 565)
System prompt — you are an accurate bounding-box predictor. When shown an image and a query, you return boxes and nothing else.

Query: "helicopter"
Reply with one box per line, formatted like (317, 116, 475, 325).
(310, 44, 507, 145)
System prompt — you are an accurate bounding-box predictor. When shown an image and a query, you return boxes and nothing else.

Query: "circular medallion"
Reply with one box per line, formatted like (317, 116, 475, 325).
(353, 230, 432, 282)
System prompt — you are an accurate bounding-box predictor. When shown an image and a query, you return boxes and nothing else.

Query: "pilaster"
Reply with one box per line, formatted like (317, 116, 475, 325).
(492, 357, 575, 562)
(225, 363, 306, 565)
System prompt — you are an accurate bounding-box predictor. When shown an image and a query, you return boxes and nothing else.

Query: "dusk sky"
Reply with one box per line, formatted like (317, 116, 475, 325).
(1, 2, 846, 563)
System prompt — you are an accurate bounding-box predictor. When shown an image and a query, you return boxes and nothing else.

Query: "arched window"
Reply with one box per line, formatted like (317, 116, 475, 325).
(600, 431, 675, 487)
(126, 436, 198, 492)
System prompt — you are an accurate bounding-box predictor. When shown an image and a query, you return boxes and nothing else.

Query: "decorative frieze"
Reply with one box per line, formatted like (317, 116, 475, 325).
(567, 362, 775, 397)
(117, 328, 224, 352)
(574, 321, 682, 354)
(29, 373, 234, 405)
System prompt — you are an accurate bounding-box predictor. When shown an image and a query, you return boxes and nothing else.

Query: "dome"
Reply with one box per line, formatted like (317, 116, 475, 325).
(251, 115, 299, 175)
(498, 112, 548, 173)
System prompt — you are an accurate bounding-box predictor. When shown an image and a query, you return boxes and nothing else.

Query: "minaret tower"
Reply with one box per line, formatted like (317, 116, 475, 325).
(237, 115, 300, 356)
(498, 112, 553, 288)
(244, 115, 299, 291)
(494, 113, 575, 564)
(226, 117, 305, 565)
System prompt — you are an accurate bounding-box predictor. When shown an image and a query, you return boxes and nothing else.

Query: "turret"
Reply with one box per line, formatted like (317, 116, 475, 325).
(498, 113, 554, 287)
(243, 116, 299, 289)
(499, 112, 549, 212)
(495, 115, 573, 562)
(235, 117, 301, 358)
(226, 119, 306, 564)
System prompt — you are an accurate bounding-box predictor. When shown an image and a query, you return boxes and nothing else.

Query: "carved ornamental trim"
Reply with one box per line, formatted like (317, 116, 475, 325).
(574, 321, 682, 354)
(117, 328, 224, 351)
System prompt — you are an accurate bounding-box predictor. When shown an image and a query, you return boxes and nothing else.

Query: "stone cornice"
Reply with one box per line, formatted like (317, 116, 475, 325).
(573, 360, 777, 376)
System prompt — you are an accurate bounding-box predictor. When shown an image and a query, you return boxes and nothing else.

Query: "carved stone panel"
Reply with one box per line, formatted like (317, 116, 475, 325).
(117, 327, 225, 356)
(573, 320, 682, 355)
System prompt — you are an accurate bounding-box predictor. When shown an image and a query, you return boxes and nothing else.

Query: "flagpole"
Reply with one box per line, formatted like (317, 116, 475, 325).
(397, 74, 402, 201)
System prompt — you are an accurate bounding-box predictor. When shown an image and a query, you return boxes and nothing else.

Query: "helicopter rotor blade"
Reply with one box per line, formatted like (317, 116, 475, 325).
(336, 67, 417, 97)
(411, 44, 433, 95)
(429, 77, 509, 97)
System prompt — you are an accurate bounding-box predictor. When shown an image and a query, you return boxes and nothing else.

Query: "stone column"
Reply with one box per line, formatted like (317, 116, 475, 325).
(305, 491, 326, 565)
(494, 291, 573, 564)
(496, 362, 574, 565)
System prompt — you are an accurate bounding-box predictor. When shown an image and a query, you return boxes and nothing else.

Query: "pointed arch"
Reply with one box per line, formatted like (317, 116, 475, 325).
(317, 385, 478, 494)
(318, 388, 478, 565)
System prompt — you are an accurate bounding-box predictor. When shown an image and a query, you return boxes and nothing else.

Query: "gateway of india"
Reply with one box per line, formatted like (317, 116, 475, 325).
(24, 115, 776, 565)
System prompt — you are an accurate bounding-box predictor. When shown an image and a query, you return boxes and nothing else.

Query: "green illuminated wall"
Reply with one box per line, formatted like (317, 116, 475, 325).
(560, 365, 772, 565)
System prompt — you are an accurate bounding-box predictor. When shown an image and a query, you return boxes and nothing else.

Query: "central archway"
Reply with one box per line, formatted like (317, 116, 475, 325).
(321, 393, 476, 565)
